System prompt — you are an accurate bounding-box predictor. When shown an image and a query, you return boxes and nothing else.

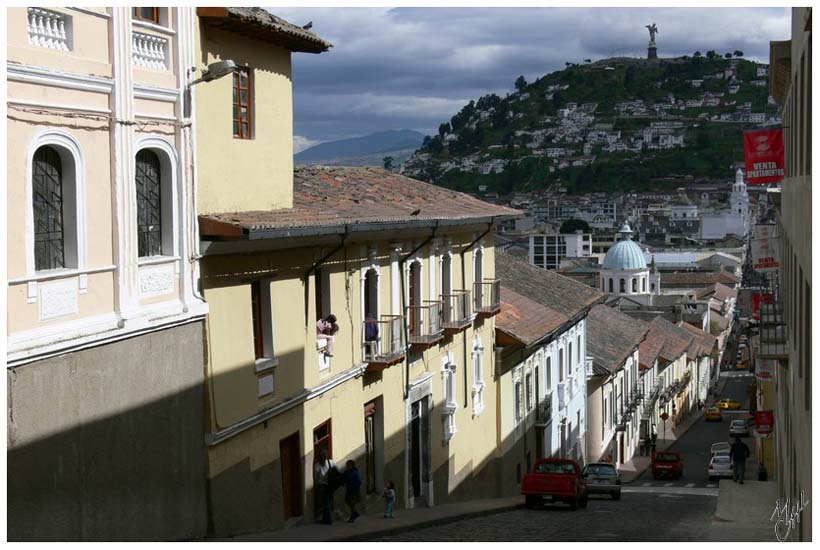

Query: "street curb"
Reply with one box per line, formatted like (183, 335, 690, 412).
(330, 502, 526, 541)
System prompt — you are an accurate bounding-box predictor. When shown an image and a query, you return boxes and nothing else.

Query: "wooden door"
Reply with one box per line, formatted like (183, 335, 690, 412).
(280, 432, 302, 519)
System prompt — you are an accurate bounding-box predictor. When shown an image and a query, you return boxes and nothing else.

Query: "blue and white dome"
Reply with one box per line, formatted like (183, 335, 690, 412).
(602, 223, 647, 270)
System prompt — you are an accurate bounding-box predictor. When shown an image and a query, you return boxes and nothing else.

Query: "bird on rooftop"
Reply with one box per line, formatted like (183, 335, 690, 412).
(410, 208, 421, 216)
(302, 21, 313, 30)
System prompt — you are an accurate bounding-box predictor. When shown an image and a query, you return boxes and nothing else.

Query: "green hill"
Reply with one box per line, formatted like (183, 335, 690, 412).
(403, 55, 776, 195)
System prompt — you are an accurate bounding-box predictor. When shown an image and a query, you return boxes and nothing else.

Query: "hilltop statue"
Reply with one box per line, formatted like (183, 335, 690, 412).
(646, 23, 658, 59)
(646, 23, 658, 44)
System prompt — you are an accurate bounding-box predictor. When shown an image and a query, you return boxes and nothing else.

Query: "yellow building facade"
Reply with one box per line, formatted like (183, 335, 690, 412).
(192, 8, 519, 535)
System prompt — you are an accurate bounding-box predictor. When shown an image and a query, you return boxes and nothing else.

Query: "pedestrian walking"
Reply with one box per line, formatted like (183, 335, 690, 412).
(342, 460, 362, 523)
(313, 449, 337, 524)
(383, 480, 396, 518)
(650, 432, 657, 454)
(730, 436, 750, 484)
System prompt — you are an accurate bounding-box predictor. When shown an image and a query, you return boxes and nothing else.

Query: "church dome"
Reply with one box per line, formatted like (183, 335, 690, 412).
(602, 223, 648, 270)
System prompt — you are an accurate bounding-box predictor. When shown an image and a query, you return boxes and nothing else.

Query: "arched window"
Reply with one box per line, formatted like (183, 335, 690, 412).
(608, 278, 614, 293)
(33, 146, 65, 270)
(642, 278, 646, 292)
(619, 278, 626, 293)
(136, 149, 163, 257)
(651, 282, 656, 292)
(632, 278, 637, 293)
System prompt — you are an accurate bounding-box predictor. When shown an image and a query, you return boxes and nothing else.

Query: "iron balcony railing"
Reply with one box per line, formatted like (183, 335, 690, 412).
(535, 392, 554, 426)
(641, 381, 663, 419)
(474, 278, 501, 314)
(407, 301, 444, 345)
(758, 273, 788, 359)
(363, 315, 405, 364)
(441, 290, 472, 329)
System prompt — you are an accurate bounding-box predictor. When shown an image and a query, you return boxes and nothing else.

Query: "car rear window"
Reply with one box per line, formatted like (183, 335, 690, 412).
(536, 462, 576, 474)
(586, 464, 617, 475)
(655, 453, 678, 461)
(712, 456, 730, 464)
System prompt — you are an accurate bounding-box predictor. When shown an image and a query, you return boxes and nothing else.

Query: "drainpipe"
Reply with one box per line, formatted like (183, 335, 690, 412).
(460, 221, 495, 407)
(304, 228, 348, 326)
(400, 223, 439, 399)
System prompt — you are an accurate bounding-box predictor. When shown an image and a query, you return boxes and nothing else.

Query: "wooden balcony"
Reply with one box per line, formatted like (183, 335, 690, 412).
(441, 290, 472, 335)
(474, 279, 501, 318)
(363, 315, 405, 371)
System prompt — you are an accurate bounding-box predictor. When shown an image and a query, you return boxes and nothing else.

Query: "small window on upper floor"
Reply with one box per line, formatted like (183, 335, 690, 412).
(233, 67, 254, 139)
(133, 7, 161, 24)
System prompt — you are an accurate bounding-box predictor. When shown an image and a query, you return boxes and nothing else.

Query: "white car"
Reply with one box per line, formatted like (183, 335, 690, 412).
(708, 455, 733, 481)
(729, 419, 749, 437)
(711, 442, 731, 456)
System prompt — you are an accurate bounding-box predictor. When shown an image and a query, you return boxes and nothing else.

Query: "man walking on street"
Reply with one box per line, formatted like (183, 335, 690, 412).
(343, 459, 363, 523)
(314, 449, 337, 524)
(730, 436, 750, 484)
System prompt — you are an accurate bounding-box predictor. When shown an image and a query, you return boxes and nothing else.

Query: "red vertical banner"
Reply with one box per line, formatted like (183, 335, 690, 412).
(744, 128, 785, 184)
(752, 292, 774, 320)
(755, 410, 774, 435)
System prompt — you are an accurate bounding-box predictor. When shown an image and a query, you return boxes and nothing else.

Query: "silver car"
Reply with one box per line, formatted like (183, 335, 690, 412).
(729, 419, 749, 437)
(582, 462, 621, 500)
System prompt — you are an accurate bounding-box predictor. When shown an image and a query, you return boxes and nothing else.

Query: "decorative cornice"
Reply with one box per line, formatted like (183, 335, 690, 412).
(7, 62, 114, 94)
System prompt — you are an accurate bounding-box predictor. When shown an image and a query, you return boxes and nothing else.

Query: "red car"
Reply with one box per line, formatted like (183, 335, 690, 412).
(651, 450, 683, 479)
(521, 458, 588, 510)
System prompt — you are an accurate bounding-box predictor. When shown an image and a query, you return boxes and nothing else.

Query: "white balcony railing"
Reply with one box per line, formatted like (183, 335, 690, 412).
(28, 8, 71, 51)
(132, 31, 168, 70)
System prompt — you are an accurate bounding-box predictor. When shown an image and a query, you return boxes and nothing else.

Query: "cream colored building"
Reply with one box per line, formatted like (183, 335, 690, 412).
(191, 8, 519, 536)
(7, 7, 208, 541)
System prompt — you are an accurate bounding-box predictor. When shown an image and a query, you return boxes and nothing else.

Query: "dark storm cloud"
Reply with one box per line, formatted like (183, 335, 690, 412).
(275, 6, 790, 149)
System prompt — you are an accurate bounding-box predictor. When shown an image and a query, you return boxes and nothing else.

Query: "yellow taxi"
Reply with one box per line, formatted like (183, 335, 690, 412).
(715, 398, 742, 410)
(735, 362, 748, 371)
(704, 407, 723, 421)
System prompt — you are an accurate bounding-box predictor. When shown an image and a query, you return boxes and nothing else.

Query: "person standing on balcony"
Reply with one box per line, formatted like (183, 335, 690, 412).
(317, 314, 338, 357)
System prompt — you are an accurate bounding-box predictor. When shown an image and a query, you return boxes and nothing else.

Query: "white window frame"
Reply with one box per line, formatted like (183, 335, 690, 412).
(254, 278, 278, 373)
(442, 353, 457, 442)
(471, 336, 485, 416)
(26, 130, 86, 276)
(134, 137, 180, 262)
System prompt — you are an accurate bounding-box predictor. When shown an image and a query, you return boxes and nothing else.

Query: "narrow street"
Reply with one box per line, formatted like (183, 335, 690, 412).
(374, 370, 759, 542)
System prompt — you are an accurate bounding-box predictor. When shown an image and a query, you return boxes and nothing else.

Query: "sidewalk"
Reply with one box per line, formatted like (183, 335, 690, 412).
(707, 479, 778, 541)
(620, 377, 729, 483)
(210, 496, 523, 542)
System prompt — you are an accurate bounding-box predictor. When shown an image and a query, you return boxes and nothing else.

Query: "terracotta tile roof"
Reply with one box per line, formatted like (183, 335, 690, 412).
(495, 252, 604, 320)
(661, 271, 740, 288)
(710, 311, 730, 335)
(201, 166, 522, 236)
(680, 321, 718, 358)
(648, 317, 694, 363)
(586, 305, 649, 376)
(639, 323, 667, 370)
(496, 288, 569, 347)
(199, 7, 333, 53)
(696, 282, 738, 302)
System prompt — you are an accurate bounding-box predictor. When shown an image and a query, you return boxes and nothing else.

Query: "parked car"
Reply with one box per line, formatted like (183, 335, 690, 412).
(522, 458, 588, 510)
(705, 407, 723, 422)
(710, 442, 731, 456)
(582, 462, 621, 500)
(651, 451, 683, 480)
(708, 454, 733, 481)
(715, 398, 742, 410)
(729, 419, 749, 437)
(735, 362, 748, 370)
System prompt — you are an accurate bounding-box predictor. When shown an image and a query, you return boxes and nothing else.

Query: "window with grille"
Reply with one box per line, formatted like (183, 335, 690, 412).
(233, 67, 253, 139)
(33, 146, 65, 271)
(133, 7, 160, 23)
(135, 149, 162, 257)
(251, 280, 264, 359)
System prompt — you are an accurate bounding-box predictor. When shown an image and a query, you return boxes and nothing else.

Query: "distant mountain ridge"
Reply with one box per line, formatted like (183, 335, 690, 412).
(295, 129, 425, 165)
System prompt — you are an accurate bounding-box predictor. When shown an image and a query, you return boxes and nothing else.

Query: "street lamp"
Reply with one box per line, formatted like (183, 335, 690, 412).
(184, 59, 237, 118)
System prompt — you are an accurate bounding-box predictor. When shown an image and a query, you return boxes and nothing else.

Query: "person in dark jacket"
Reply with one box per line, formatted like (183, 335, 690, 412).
(342, 460, 362, 522)
(730, 436, 750, 484)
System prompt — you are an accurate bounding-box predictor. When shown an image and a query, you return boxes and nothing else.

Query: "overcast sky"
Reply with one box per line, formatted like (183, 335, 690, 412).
(273, 7, 791, 151)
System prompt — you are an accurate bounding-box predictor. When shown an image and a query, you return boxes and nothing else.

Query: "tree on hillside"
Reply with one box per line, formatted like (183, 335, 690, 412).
(438, 122, 451, 137)
(560, 218, 591, 234)
(733, 50, 744, 57)
(724, 52, 733, 59)
(382, 156, 394, 171)
(693, 50, 702, 58)
(706, 50, 717, 59)
(515, 75, 528, 91)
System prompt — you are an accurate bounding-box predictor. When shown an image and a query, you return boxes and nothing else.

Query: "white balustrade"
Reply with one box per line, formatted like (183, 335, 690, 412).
(132, 31, 168, 70)
(27, 8, 71, 51)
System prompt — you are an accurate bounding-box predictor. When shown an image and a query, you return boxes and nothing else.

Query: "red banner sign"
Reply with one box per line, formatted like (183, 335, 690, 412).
(744, 129, 785, 184)
(755, 410, 774, 436)
(752, 292, 774, 320)
(756, 359, 775, 381)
